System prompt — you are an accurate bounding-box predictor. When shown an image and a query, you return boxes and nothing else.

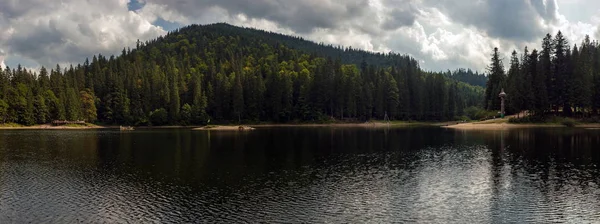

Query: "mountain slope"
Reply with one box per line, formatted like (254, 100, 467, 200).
(0, 23, 484, 125)
(171, 23, 414, 68)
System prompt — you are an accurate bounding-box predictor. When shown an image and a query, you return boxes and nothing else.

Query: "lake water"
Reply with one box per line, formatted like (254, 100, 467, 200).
(1, 127, 600, 223)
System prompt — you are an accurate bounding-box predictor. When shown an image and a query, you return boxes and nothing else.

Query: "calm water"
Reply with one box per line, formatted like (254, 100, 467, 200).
(1, 127, 600, 223)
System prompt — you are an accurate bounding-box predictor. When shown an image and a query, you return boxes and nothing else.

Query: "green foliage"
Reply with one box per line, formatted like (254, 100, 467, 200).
(149, 108, 168, 126)
(487, 31, 600, 120)
(66, 88, 82, 121)
(484, 47, 506, 111)
(509, 116, 578, 127)
(34, 95, 49, 124)
(464, 106, 497, 120)
(180, 103, 192, 125)
(444, 68, 487, 87)
(0, 99, 8, 123)
(508, 116, 546, 124)
(80, 89, 97, 122)
(44, 90, 64, 121)
(0, 123, 23, 127)
(561, 118, 577, 127)
(0, 23, 486, 125)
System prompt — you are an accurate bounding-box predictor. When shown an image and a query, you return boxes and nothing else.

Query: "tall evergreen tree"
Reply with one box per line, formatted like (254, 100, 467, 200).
(484, 47, 506, 111)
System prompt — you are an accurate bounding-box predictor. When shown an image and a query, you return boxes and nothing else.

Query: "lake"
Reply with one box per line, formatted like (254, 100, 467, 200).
(1, 127, 600, 223)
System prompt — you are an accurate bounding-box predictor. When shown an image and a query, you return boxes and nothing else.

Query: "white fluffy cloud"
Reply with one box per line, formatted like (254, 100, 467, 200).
(0, 0, 599, 72)
(0, 0, 165, 68)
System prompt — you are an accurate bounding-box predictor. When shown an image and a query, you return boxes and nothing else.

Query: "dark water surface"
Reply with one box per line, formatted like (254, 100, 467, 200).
(1, 127, 600, 223)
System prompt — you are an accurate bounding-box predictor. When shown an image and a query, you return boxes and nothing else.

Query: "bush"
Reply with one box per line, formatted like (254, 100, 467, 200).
(509, 116, 578, 127)
(581, 116, 600, 123)
(509, 116, 545, 123)
(149, 108, 168, 126)
(561, 118, 577, 127)
(464, 106, 497, 121)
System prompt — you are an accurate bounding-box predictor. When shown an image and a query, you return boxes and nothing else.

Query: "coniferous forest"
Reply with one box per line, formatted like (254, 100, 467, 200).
(485, 31, 600, 119)
(0, 23, 485, 126)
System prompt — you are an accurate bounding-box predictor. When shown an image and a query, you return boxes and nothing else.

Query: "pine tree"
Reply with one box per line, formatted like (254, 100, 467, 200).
(34, 94, 49, 124)
(484, 47, 506, 111)
(65, 88, 82, 121)
(553, 31, 570, 115)
(531, 49, 548, 116)
(506, 51, 522, 114)
(540, 33, 555, 113)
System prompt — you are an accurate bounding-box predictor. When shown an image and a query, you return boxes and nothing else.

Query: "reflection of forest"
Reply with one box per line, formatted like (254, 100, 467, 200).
(466, 128, 600, 164)
(2, 128, 600, 223)
(457, 128, 600, 223)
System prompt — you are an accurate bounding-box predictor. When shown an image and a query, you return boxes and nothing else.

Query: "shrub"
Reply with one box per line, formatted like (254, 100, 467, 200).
(464, 106, 497, 120)
(561, 118, 577, 127)
(149, 108, 168, 126)
(581, 116, 600, 123)
(508, 116, 545, 123)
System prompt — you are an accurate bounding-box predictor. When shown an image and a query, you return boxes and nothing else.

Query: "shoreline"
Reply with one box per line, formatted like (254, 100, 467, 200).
(6, 120, 599, 131)
(1, 122, 417, 130)
(193, 122, 431, 131)
(0, 124, 109, 130)
(444, 119, 600, 130)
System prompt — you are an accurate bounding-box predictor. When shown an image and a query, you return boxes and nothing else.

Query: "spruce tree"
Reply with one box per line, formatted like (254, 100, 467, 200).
(484, 47, 506, 111)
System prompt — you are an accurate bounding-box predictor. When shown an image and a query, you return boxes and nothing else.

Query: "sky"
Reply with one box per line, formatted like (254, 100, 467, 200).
(1, 0, 599, 72)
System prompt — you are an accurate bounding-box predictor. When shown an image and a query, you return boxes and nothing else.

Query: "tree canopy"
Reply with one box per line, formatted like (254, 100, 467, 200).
(0, 23, 484, 126)
(485, 31, 600, 117)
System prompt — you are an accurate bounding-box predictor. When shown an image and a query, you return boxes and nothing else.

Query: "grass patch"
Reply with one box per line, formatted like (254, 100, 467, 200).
(560, 118, 578, 127)
(0, 123, 24, 127)
(475, 118, 508, 124)
(64, 123, 87, 127)
(62, 123, 98, 128)
(509, 116, 579, 127)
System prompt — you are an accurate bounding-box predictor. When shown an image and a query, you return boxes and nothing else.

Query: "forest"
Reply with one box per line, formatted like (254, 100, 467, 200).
(485, 31, 600, 119)
(0, 23, 484, 126)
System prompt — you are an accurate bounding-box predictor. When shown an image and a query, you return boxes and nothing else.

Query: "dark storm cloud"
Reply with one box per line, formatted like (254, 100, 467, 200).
(6, 19, 84, 65)
(423, 0, 558, 41)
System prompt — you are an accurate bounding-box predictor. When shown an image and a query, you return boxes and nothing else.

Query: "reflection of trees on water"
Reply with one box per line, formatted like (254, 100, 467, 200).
(469, 128, 600, 223)
(477, 129, 600, 165)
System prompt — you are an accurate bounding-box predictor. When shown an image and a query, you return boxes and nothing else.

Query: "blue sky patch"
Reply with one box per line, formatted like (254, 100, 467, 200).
(127, 0, 145, 11)
(5, 55, 40, 70)
(153, 17, 182, 31)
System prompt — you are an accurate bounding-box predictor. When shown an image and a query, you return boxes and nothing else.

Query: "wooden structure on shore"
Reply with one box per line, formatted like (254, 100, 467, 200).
(52, 120, 86, 126)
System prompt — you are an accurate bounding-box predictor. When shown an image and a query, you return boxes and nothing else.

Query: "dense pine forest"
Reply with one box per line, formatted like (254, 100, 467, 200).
(485, 31, 600, 119)
(0, 23, 484, 126)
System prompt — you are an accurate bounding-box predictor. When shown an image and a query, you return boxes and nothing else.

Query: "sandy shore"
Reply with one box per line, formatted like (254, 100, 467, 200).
(252, 122, 417, 128)
(444, 119, 600, 130)
(193, 122, 426, 131)
(193, 125, 256, 131)
(443, 122, 563, 130)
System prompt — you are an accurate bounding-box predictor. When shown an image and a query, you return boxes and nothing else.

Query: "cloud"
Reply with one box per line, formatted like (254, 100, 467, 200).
(422, 0, 560, 42)
(0, 0, 165, 67)
(0, 0, 599, 72)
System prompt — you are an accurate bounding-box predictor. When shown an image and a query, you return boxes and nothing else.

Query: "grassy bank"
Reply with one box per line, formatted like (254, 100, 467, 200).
(0, 123, 106, 129)
(509, 116, 582, 127)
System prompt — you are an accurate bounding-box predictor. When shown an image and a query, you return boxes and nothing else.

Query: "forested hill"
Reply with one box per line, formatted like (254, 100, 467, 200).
(0, 23, 484, 126)
(442, 68, 487, 87)
(179, 23, 413, 68)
